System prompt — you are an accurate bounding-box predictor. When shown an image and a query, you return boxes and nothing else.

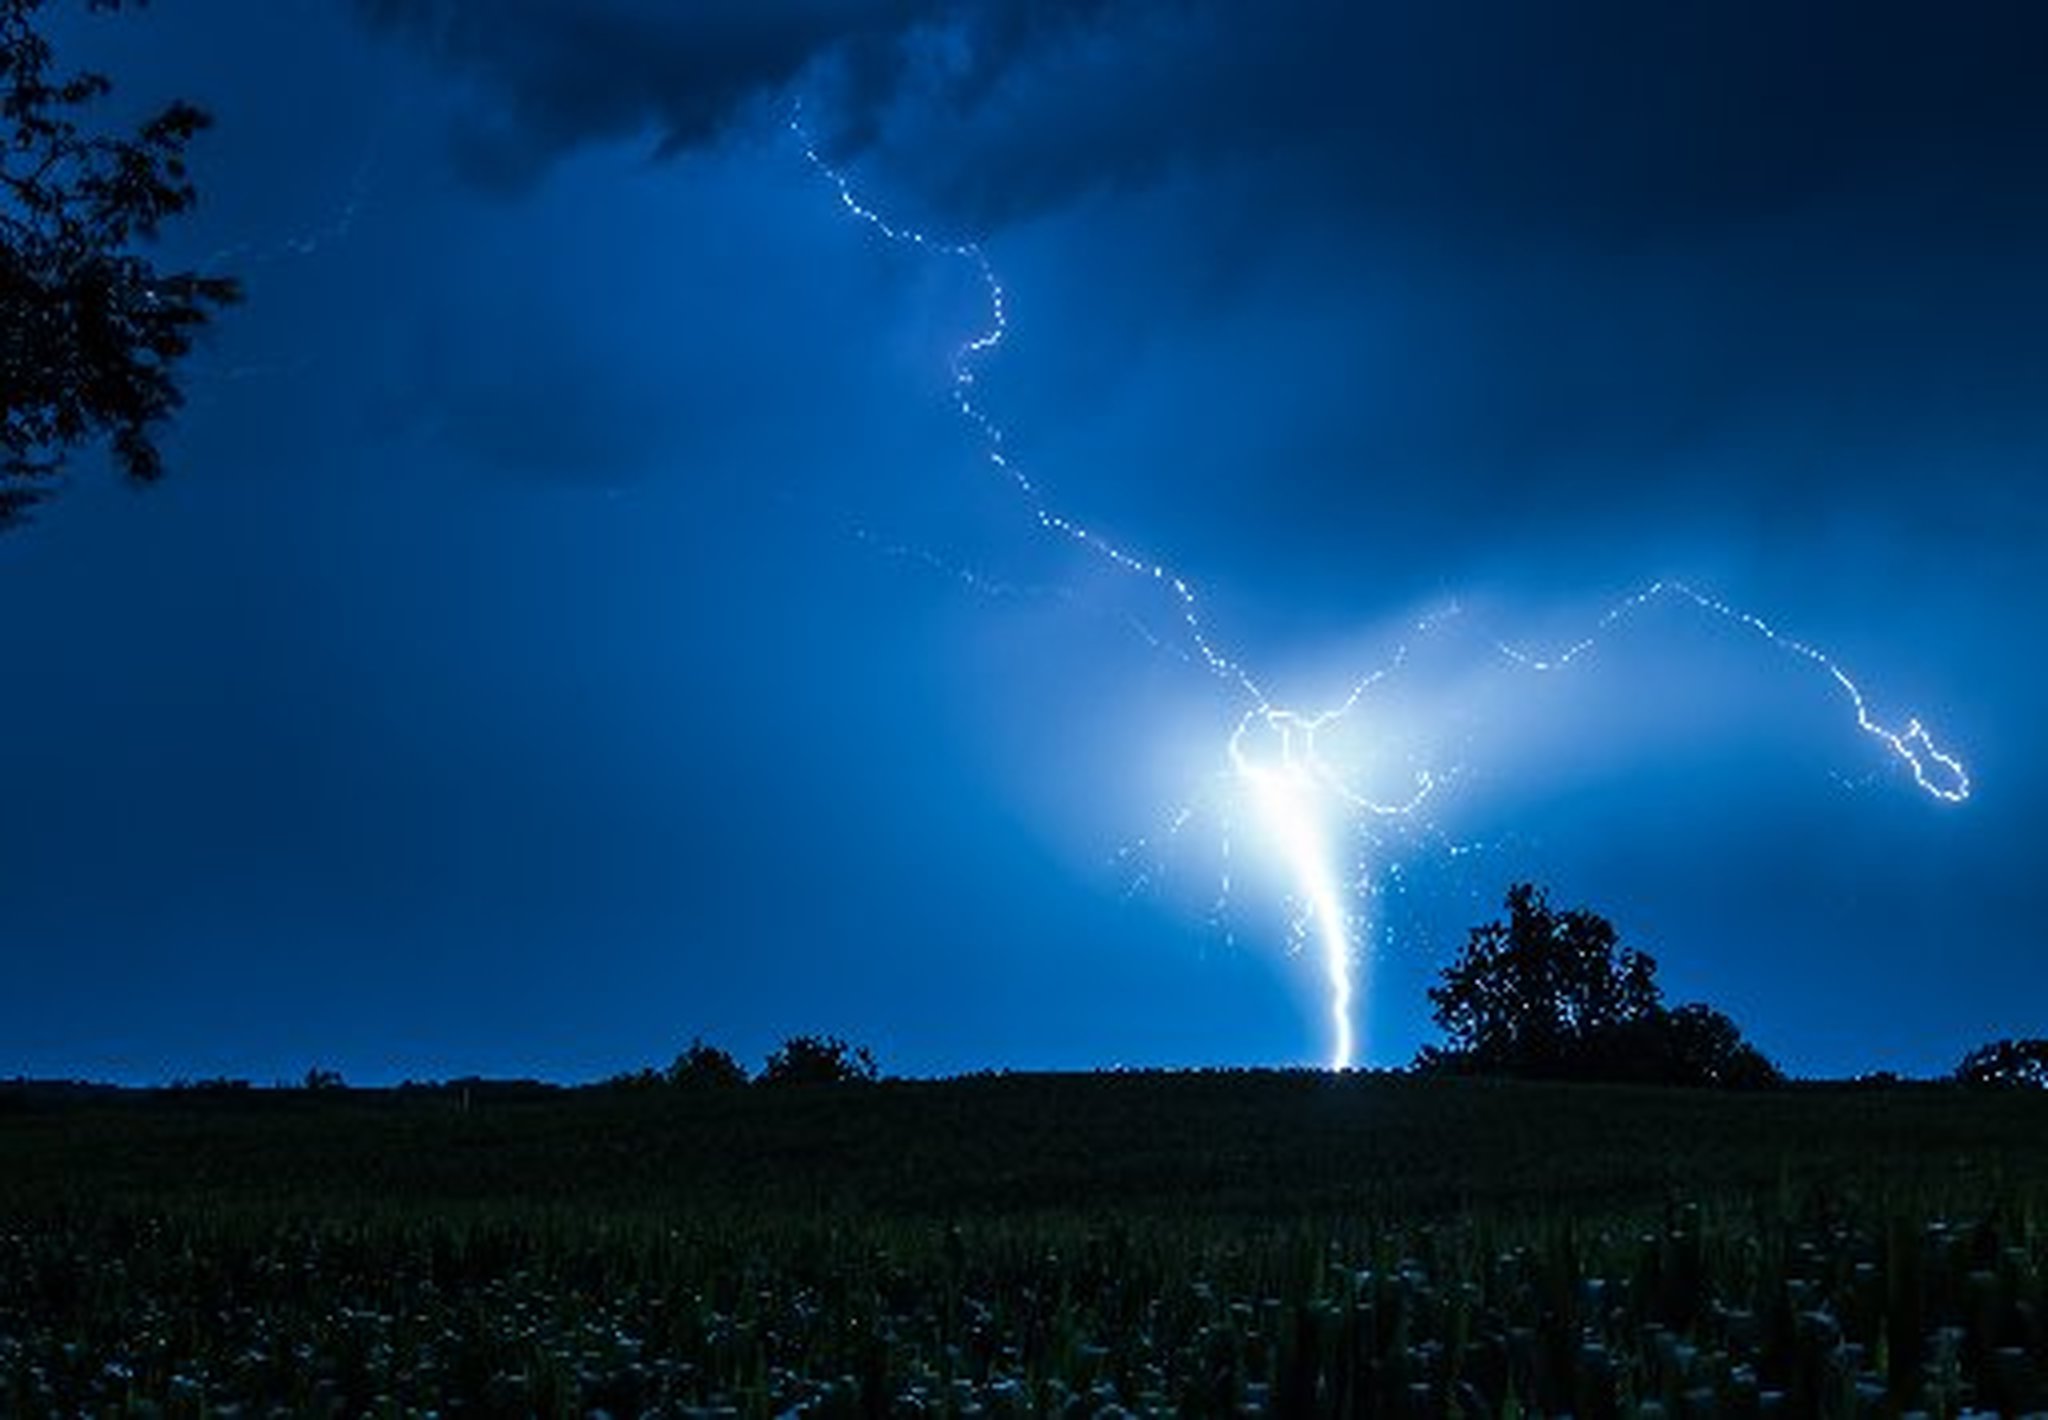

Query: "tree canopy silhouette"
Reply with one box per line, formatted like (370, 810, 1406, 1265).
(1956, 1037, 2048, 1089)
(759, 1034, 878, 1087)
(2, 0, 238, 524)
(667, 1038, 747, 1090)
(1417, 883, 1780, 1088)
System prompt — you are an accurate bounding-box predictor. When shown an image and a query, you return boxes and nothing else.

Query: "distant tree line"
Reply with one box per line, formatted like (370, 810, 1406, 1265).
(15, 923, 2046, 1097)
(602, 1034, 881, 1092)
(130, 1036, 885, 1103)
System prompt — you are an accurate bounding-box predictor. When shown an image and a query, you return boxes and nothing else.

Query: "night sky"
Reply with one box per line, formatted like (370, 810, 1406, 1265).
(5, 0, 2043, 1084)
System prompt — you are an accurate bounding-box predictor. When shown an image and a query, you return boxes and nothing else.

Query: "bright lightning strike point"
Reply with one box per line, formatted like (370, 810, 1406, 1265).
(1229, 715, 1370, 1070)
(1238, 760, 1356, 1070)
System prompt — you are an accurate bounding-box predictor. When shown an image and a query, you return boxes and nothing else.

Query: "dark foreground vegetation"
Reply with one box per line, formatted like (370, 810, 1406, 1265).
(4, 1072, 2048, 1417)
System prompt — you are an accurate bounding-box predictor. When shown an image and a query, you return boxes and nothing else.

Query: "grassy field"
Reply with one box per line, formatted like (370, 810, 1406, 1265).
(3, 1072, 2045, 1415)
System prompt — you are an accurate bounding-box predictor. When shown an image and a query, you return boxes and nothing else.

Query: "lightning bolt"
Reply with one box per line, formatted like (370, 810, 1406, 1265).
(792, 108, 1264, 704)
(788, 107, 1969, 1070)
(1497, 580, 1970, 803)
(1223, 660, 1438, 1068)
(1234, 746, 1357, 1069)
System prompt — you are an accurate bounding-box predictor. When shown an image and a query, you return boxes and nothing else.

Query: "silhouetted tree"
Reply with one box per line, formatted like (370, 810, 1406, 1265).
(759, 1034, 878, 1086)
(1422, 883, 1662, 1074)
(302, 1066, 344, 1092)
(666, 1038, 747, 1089)
(2, 0, 239, 524)
(1956, 1037, 2048, 1089)
(1417, 883, 1780, 1088)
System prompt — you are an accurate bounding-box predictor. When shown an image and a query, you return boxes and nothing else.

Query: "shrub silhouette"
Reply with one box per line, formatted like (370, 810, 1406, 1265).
(1956, 1037, 2048, 1088)
(601, 1067, 664, 1091)
(759, 1034, 878, 1086)
(1416, 883, 1780, 1088)
(667, 1038, 747, 1089)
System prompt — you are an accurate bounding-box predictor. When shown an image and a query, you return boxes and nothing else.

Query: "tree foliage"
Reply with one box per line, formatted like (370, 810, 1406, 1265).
(1424, 882, 1661, 1068)
(1417, 883, 1780, 1088)
(666, 1038, 747, 1090)
(1956, 1037, 2048, 1089)
(2, 0, 238, 523)
(759, 1034, 878, 1087)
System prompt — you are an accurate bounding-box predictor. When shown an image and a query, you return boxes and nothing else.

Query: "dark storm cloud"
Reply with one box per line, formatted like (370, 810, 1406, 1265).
(868, 0, 2048, 244)
(357, 0, 2048, 232)
(344, 0, 2048, 562)
(348, 0, 1064, 190)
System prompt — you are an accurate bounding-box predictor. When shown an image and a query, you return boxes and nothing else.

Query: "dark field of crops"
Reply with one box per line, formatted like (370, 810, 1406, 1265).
(4, 1072, 2046, 1416)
